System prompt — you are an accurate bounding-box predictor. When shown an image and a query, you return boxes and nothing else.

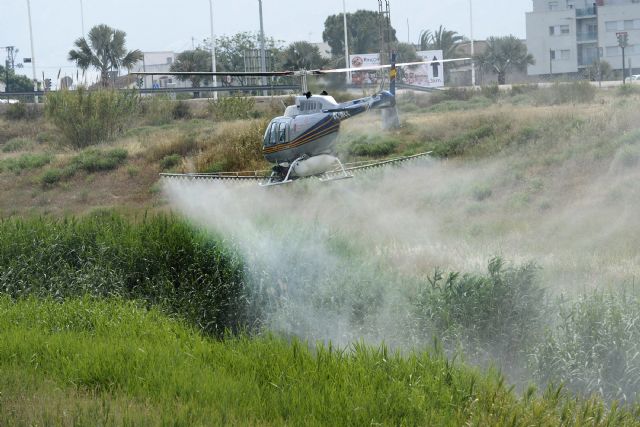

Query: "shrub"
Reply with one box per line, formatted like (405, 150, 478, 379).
(207, 96, 256, 121)
(140, 95, 174, 125)
(532, 290, 640, 403)
(197, 120, 266, 172)
(617, 84, 640, 97)
(0, 153, 52, 173)
(2, 137, 33, 152)
(39, 148, 128, 185)
(413, 258, 544, 366)
(510, 84, 538, 96)
(71, 148, 128, 172)
(146, 132, 198, 162)
(172, 100, 192, 120)
(4, 103, 27, 120)
(348, 138, 398, 157)
(160, 154, 182, 170)
(45, 88, 139, 148)
(481, 84, 500, 100)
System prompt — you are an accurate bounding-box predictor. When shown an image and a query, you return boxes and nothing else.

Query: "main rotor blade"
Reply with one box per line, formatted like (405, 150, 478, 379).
(132, 71, 296, 77)
(312, 58, 471, 74)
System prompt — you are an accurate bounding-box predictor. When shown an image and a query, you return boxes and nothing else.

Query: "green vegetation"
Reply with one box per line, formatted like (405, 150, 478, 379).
(0, 152, 51, 173)
(0, 213, 245, 336)
(2, 297, 639, 425)
(40, 148, 128, 185)
(207, 96, 256, 121)
(45, 88, 139, 148)
(2, 137, 34, 152)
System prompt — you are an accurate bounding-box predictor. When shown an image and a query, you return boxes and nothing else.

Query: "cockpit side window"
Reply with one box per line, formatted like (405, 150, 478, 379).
(270, 123, 278, 145)
(278, 123, 287, 143)
(263, 124, 272, 146)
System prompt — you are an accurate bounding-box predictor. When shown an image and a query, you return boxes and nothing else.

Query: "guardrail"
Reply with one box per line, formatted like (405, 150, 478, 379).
(0, 84, 301, 102)
(577, 32, 598, 42)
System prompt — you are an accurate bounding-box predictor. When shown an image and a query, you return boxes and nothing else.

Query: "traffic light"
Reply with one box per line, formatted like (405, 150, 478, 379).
(44, 78, 51, 91)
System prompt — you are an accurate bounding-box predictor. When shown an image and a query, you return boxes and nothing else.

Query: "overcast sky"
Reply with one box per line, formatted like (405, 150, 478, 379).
(2, 0, 532, 82)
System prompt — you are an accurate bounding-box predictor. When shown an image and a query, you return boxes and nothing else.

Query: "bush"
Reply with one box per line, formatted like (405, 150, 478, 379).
(172, 100, 192, 120)
(140, 95, 174, 126)
(0, 153, 52, 173)
(160, 154, 182, 170)
(617, 84, 640, 97)
(207, 96, 256, 121)
(0, 213, 246, 337)
(532, 290, 640, 403)
(45, 88, 139, 148)
(2, 137, 34, 152)
(413, 258, 544, 366)
(347, 138, 398, 157)
(71, 148, 128, 172)
(39, 148, 128, 185)
(534, 81, 596, 105)
(4, 103, 27, 120)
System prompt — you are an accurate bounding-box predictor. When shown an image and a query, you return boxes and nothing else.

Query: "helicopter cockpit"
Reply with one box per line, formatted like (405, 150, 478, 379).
(263, 119, 291, 147)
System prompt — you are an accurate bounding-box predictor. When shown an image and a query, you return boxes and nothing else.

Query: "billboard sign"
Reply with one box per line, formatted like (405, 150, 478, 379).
(349, 53, 381, 85)
(403, 50, 445, 88)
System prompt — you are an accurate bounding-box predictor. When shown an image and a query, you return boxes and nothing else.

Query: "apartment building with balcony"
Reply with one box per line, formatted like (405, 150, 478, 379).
(526, 0, 640, 76)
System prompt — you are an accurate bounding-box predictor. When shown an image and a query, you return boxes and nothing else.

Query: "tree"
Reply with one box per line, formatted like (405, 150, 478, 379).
(394, 42, 419, 63)
(68, 24, 143, 87)
(475, 36, 534, 85)
(210, 32, 282, 85)
(170, 48, 211, 89)
(419, 26, 464, 59)
(323, 10, 397, 58)
(280, 42, 327, 70)
(0, 65, 35, 92)
(584, 60, 613, 81)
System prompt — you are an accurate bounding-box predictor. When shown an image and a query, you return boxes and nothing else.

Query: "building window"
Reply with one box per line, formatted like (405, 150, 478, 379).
(560, 49, 570, 60)
(605, 21, 619, 32)
(624, 20, 634, 30)
(560, 25, 570, 34)
(606, 46, 620, 57)
(549, 26, 555, 35)
(566, 0, 575, 8)
(550, 50, 556, 60)
(548, 1, 559, 10)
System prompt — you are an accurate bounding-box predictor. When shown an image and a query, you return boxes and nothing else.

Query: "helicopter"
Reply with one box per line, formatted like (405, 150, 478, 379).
(134, 54, 468, 186)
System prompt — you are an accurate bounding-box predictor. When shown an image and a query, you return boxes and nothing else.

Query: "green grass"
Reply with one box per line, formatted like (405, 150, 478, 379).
(0, 212, 245, 336)
(0, 152, 52, 173)
(1, 297, 639, 426)
(2, 137, 34, 152)
(39, 148, 128, 185)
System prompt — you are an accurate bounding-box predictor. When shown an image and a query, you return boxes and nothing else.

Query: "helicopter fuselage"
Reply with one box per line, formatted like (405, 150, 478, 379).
(262, 92, 394, 165)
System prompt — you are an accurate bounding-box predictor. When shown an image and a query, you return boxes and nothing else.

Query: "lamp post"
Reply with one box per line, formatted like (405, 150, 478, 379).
(208, 0, 218, 100)
(469, 0, 475, 87)
(343, 0, 351, 85)
(26, 0, 38, 100)
(258, 0, 267, 96)
(80, 0, 85, 36)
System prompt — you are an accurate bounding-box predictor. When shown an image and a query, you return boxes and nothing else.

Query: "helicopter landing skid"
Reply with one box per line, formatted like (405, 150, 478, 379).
(259, 156, 353, 187)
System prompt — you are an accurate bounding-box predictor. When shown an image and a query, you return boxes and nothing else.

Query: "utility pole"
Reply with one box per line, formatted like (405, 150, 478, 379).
(27, 0, 38, 100)
(258, 0, 267, 96)
(80, 0, 85, 37)
(343, 0, 350, 85)
(208, 0, 218, 100)
(469, 0, 475, 87)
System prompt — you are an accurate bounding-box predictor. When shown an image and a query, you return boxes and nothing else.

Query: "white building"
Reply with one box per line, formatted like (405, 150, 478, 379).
(526, 0, 640, 76)
(129, 51, 191, 89)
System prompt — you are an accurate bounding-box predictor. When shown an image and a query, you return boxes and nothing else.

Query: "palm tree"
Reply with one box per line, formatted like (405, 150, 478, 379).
(171, 48, 211, 88)
(475, 36, 534, 85)
(419, 25, 463, 59)
(68, 24, 143, 87)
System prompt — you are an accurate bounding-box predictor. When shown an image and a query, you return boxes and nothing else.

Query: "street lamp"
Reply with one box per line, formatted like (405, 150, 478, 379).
(343, 0, 351, 85)
(208, 0, 218, 100)
(258, 0, 267, 96)
(26, 0, 38, 100)
(469, 0, 475, 87)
